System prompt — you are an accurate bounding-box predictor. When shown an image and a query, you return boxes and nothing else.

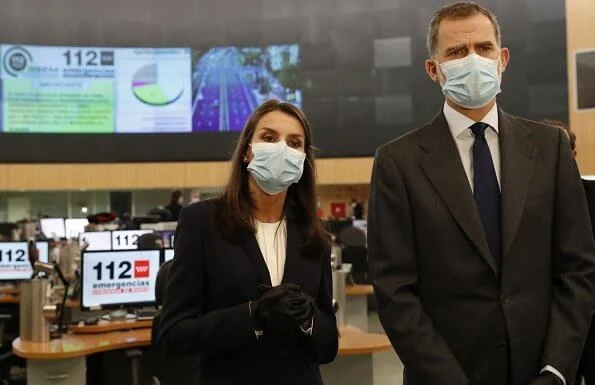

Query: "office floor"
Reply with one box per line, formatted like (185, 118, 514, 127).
(368, 311, 404, 385)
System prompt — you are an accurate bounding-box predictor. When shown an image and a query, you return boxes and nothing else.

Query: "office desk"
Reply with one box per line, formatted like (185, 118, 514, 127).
(0, 296, 19, 304)
(13, 329, 149, 385)
(14, 325, 390, 385)
(0, 288, 19, 305)
(325, 325, 391, 385)
(345, 284, 374, 331)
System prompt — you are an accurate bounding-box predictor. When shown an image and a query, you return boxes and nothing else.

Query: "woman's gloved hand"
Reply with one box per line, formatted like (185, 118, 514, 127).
(250, 283, 302, 332)
(277, 290, 315, 324)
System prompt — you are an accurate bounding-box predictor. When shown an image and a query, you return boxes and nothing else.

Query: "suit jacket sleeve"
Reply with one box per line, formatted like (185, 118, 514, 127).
(304, 248, 339, 364)
(541, 129, 595, 380)
(368, 146, 470, 385)
(158, 204, 258, 355)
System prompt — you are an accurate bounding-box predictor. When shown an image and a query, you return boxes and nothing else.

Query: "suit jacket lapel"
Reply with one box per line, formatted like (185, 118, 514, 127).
(499, 109, 536, 258)
(241, 233, 272, 286)
(419, 112, 497, 275)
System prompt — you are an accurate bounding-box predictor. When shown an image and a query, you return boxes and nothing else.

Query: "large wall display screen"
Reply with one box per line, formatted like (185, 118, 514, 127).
(0, 44, 299, 134)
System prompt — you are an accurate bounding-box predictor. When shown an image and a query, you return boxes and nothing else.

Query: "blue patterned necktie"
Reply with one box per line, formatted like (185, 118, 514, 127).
(471, 122, 501, 266)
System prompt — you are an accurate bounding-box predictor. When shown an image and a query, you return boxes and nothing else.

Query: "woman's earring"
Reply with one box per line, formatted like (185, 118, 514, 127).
(243, 156, 248, 163)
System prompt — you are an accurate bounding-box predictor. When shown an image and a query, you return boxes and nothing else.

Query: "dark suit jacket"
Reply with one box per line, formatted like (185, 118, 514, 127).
(158, 200, 338, 385)
(368, 108, 595, 385)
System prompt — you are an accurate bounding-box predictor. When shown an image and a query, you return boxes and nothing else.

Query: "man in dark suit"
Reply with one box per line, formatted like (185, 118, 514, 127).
(368, 3, 595, 385)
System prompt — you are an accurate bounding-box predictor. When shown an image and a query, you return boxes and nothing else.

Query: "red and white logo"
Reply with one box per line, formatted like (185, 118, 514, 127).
(134, 260, 150, 278)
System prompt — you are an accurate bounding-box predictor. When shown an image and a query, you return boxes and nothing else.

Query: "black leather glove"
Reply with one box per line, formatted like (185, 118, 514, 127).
(251, 283, 302, 332)
(526, 372, 563, 385)
(277, 290, 315, 324)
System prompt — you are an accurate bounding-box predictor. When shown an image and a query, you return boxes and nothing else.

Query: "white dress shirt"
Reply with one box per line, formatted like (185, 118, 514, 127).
(255, 219, 287, 286)
(443, 102, 566, 385)
(443, 102, 501, 191)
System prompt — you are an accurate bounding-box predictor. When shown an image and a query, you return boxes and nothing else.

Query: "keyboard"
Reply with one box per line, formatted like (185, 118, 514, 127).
(136, 309, 158, 319)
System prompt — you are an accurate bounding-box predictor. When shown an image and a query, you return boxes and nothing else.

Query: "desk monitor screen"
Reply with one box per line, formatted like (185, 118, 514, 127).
(164, 249, 174, 262)
(111, 230, 153, 250)
(352, 220, 368, 234)
(159, 231, 175, 248)
(34, 241, 50, 263)
(0, 241, 47, 280)
(80, 232, 112, 251)
(40, 218, 66, 239)
(81, 249, 160, 309)
(65, 218, 89, 239)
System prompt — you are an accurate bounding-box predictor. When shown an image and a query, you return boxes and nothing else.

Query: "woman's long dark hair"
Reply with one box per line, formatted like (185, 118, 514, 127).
(216, 99, 329, 255)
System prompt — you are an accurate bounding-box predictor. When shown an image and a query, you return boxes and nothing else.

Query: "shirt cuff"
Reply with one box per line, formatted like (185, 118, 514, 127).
(299, 317, 314, 336)
(541, 365, 566, 385)
(248, 301, 264, 339)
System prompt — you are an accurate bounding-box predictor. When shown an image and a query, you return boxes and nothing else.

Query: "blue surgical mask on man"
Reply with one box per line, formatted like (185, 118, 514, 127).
(438, 53, 502, 109)
(247, 142, 306, 195)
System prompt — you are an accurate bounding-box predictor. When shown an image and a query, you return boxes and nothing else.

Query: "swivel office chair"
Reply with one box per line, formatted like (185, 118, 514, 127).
(0, 305, 25, 384)
(342, 246, 369, 285)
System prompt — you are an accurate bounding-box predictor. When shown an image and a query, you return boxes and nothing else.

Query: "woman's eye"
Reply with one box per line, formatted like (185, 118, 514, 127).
(263, 135, 276, 142)
(288, 140, 301, 148)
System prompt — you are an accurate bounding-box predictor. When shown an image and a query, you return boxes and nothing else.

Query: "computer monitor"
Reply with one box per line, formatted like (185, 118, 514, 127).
(34, 241, 50, 263)
(80, 249, 160, 309)
(352, 219, 368, 234)
(40, 218, 66, 239)
(111, 230, 153, 250)
(157, 231, 175, 248)
(164, 248, 174, 263)
(0, 241, 48, 281)
(65, 218, 89, 239)
(79, 231, 112, 251)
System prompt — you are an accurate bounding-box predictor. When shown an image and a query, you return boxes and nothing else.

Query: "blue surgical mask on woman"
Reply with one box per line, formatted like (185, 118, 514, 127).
(439, 53, 502, 109)
(247, 142, 306, 195)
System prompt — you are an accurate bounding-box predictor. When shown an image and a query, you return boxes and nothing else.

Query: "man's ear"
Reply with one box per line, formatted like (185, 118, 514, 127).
(499, 47, 510, 73)
(425, 58, 440, 83)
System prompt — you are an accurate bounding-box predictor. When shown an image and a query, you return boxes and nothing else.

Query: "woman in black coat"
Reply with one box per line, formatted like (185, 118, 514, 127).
(158, 100, 338, 385)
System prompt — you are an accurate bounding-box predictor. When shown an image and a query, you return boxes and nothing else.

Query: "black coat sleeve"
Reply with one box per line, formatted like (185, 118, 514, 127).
(304, 248, 338, 364)
(541, 129, 595, 380)
(368, 146, 470, 385)
(158, 204, 259, 355)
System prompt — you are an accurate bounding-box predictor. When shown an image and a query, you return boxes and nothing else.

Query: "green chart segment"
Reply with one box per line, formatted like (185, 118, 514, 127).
(131, 63, 184, 106)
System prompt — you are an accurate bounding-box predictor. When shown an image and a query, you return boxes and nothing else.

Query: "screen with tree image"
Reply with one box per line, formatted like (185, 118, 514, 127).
(192, 45, 300, 132)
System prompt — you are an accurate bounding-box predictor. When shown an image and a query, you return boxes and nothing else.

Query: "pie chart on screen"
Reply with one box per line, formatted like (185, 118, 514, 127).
(131, 63, 184, 106)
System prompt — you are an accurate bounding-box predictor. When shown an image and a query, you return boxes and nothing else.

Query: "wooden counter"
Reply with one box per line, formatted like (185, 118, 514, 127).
(0, 287, 20, 304)
(13, 325, 389, 360)
(345, 284, 374, 296)
(13, 328, 151, 360)
(338, 326, 391, 355)
(0, 295, 20, 304)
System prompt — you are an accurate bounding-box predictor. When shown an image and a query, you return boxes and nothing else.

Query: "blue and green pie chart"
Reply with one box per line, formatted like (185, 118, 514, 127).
(131, 63, 184, 106)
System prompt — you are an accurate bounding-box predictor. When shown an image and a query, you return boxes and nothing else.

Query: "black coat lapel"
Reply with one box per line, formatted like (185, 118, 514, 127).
(419, 112, 497, 275)
(281, 220, 300, 284)
(499, 109, 536, 258)
(282, 220, 320, 295)
(241, 233, 272, 286)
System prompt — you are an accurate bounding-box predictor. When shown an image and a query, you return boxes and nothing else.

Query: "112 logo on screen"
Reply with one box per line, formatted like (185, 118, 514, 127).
(134, 260, 150, 278)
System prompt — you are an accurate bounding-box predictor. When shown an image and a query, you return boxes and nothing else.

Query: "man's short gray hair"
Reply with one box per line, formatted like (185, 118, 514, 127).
(426, 2, 502, 57)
